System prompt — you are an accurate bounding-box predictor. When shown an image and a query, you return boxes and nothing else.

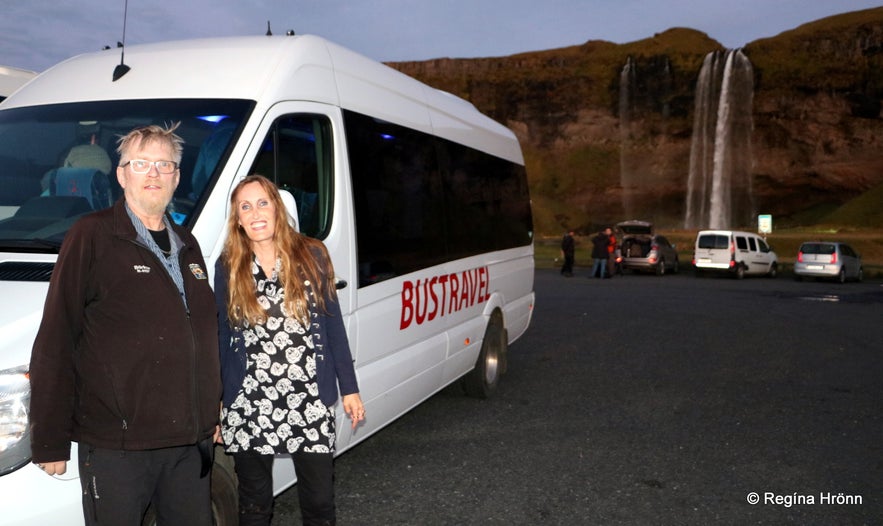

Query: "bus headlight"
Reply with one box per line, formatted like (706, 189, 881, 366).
(0, 366, 31, 476)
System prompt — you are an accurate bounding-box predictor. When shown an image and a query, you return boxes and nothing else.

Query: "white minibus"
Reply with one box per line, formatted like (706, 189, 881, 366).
(0, 65, 37, 101)
(0, 34, 534, 524)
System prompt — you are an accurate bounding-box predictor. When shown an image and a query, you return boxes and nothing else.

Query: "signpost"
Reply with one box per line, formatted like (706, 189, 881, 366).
(758, 214, 772, 237)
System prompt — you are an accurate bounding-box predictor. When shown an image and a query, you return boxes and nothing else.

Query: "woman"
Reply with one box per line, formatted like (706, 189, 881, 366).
(215, 175, 364, 526)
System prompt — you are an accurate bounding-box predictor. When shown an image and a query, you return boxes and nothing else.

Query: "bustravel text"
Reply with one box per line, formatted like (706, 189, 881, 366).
(400, 266, 490, 330)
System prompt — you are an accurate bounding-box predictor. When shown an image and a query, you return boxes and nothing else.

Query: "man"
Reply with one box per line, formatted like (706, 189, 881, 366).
(560, 230, 575, 277)
(591, 228, 611, 278)
(607, 228, 618, 278)
(29, 124, 221, 525)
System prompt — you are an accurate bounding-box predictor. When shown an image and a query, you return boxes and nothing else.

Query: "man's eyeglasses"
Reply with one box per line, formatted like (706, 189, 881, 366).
(122, 159, 179, 174)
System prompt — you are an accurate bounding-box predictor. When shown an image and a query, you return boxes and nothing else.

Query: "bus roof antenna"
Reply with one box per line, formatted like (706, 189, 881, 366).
(113, 0, 131, 81)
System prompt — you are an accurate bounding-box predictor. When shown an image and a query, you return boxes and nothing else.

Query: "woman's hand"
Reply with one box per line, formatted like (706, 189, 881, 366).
(215, 402, 224, 444)
(342, 393, 365, 429)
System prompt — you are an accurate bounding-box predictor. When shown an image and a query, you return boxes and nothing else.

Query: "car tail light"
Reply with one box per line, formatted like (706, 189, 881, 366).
(830, 252, 837, 264)
(797, 251, 804, 263)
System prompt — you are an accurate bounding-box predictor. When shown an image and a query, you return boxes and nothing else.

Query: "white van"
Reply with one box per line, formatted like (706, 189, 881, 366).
(0, 65, 36, 101)
(0, 35, 534, 524)
(692, 230, 778, 279)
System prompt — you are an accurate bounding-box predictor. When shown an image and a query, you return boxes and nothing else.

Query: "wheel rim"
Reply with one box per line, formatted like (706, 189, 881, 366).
(484, 328, 501, 384)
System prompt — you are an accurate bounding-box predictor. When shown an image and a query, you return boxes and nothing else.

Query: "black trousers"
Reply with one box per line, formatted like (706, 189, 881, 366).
(561, 252, 574, 275)
(233, 450, 336, 526)
(78, 443, 211, 526)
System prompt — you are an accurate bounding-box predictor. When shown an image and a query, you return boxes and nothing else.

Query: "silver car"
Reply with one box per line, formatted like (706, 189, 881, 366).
(793, 242, 863, 283)
(616, 220, 679, 276)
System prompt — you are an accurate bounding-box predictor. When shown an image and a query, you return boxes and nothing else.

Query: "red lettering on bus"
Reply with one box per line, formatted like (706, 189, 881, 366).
(400, 280, 414, 329)
(399, 266, 490, 330)
(427, 276, 439, 322)
(448, 273, 460, 313)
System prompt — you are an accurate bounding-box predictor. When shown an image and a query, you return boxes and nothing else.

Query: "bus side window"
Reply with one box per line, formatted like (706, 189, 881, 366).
(249, 115, 334, 238)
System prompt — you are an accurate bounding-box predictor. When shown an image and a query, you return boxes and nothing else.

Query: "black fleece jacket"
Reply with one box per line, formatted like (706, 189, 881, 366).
(29, 198, 221, 463)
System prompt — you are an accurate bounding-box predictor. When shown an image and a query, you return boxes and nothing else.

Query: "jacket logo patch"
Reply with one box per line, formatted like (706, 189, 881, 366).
(134, 265, 151, 274)
(189, 263, 207, 280)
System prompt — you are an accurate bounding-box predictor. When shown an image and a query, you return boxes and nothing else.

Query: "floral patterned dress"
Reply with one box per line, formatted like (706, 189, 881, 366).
(221, 257, 335, 455)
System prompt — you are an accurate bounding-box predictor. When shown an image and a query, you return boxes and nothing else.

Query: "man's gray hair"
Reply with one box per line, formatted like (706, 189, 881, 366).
(117, 122, 184, 165)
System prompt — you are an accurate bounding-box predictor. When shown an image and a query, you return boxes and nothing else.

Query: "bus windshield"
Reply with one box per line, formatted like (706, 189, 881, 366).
(0, 99, 253, 252)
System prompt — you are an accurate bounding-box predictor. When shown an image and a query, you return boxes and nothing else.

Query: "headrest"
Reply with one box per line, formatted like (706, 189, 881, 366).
(279, 189, 299, 232)
(53, 167, 111, 210)
(64, 144, 112, 175)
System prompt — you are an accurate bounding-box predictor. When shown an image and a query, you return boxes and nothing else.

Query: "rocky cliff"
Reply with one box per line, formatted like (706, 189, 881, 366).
(389, 7, 883, 234)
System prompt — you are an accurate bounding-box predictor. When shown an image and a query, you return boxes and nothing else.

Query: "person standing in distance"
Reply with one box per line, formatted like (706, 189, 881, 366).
(591, 228, 612, 278)
(215, 175, 364, 526)
(29, 123, 221, 525)
(607, 227, 618, 278)
(560, 230, 575, 277)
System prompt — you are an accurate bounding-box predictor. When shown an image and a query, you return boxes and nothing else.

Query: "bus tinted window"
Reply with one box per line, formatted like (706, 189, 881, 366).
(248, 114, 334, 238)
(344, 110, 533, 287)
(440, 138, 533, 259)
(344, 111, 445, 285)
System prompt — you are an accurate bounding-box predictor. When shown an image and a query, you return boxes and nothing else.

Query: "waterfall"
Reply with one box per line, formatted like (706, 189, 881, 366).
(619, 56, 636, 218)
(684, 49, 754, 229)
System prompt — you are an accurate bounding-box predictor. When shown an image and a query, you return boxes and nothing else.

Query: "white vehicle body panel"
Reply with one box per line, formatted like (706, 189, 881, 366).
(0, 65, 37, 100)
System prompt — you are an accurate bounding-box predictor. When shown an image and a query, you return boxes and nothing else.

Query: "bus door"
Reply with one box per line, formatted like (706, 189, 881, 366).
(243, 103, 357, 318)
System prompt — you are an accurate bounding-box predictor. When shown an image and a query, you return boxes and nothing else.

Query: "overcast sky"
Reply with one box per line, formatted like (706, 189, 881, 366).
(2, 1, 881, 72)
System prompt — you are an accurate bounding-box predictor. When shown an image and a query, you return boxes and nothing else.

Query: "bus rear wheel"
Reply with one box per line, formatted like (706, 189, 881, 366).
(462, 311, 507, 399)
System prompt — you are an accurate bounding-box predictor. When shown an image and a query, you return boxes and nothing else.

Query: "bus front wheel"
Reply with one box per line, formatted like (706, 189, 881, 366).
(462, 311, 508, 399)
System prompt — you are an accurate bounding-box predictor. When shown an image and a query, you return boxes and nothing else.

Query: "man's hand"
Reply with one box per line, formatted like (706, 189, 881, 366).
(36, 461, 67, 476)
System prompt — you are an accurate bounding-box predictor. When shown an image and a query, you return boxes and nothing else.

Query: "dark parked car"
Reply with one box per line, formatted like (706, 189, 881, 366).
(615, 220, 679, 276)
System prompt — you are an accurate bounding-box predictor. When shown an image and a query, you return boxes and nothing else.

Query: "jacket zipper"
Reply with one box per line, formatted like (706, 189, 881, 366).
(128, 236, 202, 443)
(108, 375, 128, 450)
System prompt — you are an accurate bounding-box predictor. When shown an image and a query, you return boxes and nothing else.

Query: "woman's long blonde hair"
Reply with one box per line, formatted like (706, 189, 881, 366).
(221, 175, 335, 327)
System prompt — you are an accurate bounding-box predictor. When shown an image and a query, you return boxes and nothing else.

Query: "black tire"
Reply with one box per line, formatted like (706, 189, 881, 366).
(462, 310, 507, 399)
(655, 259, 665, 276)
(735, 264, 746, 280)
(672, 258, 680, 274)
(858, 267, 864, 283)
(767, 263, 778, 279)
(140, 446, 238, 526)
(837, 268, 846, 284)
(210, 448, 239, 525)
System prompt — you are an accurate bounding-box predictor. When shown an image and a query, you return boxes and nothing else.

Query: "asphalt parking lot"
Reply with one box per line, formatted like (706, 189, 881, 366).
(275, 269, 883, 525)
